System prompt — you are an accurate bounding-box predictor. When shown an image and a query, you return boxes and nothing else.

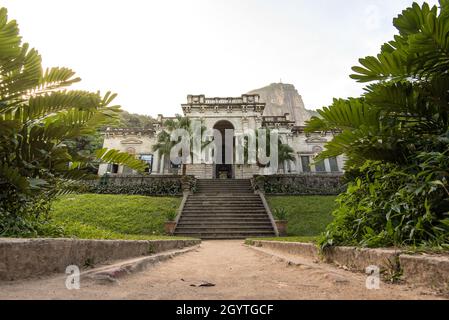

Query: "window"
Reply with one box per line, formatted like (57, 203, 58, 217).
(107, 163, 119, 174)
(329, 157, 339, 172)
(315, 160, 326, 172)
(301, 156, 311, 173)
(140, 154, 153, 173)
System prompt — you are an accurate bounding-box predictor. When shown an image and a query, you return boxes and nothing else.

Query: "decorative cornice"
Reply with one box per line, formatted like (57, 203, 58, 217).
(120, 137, 144, 145)
(103, 128, 155, 138)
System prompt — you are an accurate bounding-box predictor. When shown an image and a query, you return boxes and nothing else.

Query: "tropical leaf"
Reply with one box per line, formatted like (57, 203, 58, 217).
(351, 2, 449, 82)
(95, 148, 146, 172)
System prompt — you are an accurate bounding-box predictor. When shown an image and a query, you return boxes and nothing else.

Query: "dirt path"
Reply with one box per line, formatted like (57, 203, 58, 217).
(0, 241, 442, 300)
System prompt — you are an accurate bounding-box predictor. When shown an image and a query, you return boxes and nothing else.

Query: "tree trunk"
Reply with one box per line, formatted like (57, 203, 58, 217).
(182, 163, 187, 176)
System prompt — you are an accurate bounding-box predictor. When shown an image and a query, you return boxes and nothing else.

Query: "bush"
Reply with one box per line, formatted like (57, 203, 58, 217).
(166, 211, 178, 222)
(273, 208, 288, 221)
(320, 153, 449, 249)
(0, 186, 64, 238)
(89, 182, 182, 196)
(254, 175, 345, 195)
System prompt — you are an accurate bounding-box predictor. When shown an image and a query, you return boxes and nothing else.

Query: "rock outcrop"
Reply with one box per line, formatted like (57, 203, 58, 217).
(248, 83, 314, 126)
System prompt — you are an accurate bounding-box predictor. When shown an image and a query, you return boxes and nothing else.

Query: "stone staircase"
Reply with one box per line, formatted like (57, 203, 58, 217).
(174, 179, 276, 240)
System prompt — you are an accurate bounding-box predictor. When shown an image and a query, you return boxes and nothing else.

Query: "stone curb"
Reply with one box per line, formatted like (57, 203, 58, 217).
(323, 246, 401, 274)
(83, 244, 201, 283)
(0, 238, 201, 281)
(246, 240, 318, 259)
(247, 240, 449, 293)
(399, 254, 449, 293)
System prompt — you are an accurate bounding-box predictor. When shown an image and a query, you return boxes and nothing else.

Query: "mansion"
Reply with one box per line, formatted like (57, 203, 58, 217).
(98, 84, 345, 179)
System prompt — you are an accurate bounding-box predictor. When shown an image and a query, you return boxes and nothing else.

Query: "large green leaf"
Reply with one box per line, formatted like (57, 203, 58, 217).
(95, 148, 146, 172)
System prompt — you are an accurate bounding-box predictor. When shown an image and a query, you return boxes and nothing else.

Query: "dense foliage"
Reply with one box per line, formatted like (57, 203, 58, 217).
(117, 111, 155, 129)
(0, 8, 146, 237)
(307, 1, 449, 248)
(254, 175, 344, 195)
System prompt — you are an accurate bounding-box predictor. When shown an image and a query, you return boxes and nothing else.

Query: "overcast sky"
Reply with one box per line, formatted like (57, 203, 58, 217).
(1, 0, 440, 116)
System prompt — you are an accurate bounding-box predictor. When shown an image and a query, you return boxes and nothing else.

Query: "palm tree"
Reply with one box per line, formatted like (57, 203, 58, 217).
(278, 143, 295, 173)
(153, 115, 208, 176)
(243, 129, 295, 173)
(152, 130, 176, 174)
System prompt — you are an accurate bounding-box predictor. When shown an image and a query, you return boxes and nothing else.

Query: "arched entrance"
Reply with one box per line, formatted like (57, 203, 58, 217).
(213, 120, 235, 179)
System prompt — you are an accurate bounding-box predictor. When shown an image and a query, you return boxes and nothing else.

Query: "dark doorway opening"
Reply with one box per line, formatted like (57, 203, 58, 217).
(213, 120, 234, 179)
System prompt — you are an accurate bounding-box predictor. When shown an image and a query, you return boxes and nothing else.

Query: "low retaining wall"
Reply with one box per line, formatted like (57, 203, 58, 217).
(399, 254, 449, 293)
(247, 239, 318, 259)
(323, 246, 401, 273)
(0, 238, 200, 281)
(248, 240, 449, 293)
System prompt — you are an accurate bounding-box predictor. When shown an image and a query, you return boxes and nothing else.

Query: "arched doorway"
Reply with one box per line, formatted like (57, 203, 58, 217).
(213, 120, 235, 179)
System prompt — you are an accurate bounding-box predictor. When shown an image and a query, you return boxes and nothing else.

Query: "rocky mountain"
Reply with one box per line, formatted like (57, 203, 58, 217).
(247, 83, 315, 126)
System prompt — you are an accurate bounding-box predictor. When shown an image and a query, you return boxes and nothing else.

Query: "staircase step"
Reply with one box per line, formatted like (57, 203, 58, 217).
(181, 215, 269, 219)
(183, 209, 265, 212)
(187, 198, 261, 201)
(180, 218, 271, 222)
(174, 231, 276, 239)
(174, 230, 276, 235)
(177, 222, 272, 226)
(186, 199, 262, 202)
(182, 210, 267, 213)
(196, 191, 254, 194)
(190, 195, 260, 198)
(184, 205, 265, 208)
(176, 226, 273, 230)
(185, 203, 263, 205)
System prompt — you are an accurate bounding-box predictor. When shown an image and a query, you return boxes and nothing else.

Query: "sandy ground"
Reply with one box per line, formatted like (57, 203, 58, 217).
(0, 241, 444, 300)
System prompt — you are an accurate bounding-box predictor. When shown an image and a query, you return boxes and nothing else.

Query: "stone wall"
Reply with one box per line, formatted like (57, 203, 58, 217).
(185, 164, 214, 179)
(0, 238, 201, 281)
(247, 240, 449, 294)
(252, 174, 345, 195)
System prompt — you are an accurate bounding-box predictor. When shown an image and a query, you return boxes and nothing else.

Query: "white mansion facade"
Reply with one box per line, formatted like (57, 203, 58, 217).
(98, 85, 345, 179)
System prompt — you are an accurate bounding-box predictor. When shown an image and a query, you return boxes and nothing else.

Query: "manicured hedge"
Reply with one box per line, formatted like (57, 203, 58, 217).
(253, 174, 345, 195)
(86, 175, 196, 196)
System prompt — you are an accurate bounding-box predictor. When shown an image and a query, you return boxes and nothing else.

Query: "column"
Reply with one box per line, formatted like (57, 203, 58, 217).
(296, 155, 302, 173)
(153, 150, 160, 175)
(160, 154, 165, 174)
(324, 158, 331, 173)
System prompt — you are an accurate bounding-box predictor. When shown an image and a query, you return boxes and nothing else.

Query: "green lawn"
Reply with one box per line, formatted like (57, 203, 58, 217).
(267, 196, 337, 237)
(50, 194, 187, 240)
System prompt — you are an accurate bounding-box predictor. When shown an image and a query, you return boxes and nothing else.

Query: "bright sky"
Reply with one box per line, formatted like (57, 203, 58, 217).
(1, 0, 440, 116)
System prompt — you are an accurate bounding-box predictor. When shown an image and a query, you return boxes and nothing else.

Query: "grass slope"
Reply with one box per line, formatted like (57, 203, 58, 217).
(50, 194, 184, 240)
(266, 196, 337, 238)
